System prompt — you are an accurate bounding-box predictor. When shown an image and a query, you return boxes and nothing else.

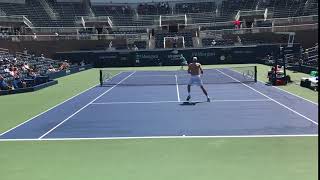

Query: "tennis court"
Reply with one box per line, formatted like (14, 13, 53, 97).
(0, 66, 318, 140)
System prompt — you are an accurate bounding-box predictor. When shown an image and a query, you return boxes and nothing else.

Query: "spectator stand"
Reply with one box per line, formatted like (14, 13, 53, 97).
(0, 49, 93, 95)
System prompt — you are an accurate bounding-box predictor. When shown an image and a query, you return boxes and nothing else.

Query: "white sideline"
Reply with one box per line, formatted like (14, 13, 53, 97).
(216, 69, 318, 125)
(38, 71, 136, 139)
(175, 75, 181, 102)
(0, 134, 317, 142)
(271, 85, 318, 105)
(90, 99, 272, 105)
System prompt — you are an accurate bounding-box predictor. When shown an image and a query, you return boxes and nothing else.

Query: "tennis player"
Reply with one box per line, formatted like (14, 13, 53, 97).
(186, 57, 210, 102)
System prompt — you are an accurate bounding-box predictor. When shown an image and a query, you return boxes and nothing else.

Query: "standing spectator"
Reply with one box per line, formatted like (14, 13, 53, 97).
(211, 39, 217, 46)
(233, 20, 241, 29)
(133, 45, 139, 51)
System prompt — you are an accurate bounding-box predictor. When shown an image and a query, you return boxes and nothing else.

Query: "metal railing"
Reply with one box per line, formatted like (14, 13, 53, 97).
(0, 33, 149, 41)
(273, 15, 318, 26)
(0, 15, 26, 23)
(199, 22, 318, 37)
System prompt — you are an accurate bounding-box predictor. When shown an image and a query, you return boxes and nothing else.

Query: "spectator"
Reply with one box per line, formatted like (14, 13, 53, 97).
(4, 65, 10, 73)
(11, 70, 26, 89)
(27, 69, 37, 79)
(233, 20, 241, 29)
(211, 39, 217, 46)
(108, 41, 113, 50)
(133, 45, 139, 51)
(0, 75, 11, 90)
(47, 65, 57, 73)
(22, 62, 30, 71)
(80, 60, 85, 66)
(59, 60, 70, 70)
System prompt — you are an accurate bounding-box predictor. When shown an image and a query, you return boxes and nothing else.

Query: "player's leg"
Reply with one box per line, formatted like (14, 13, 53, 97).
(200, 85, 210, 102)
(186, 84, 191, 101)
(200, 81, 210, 102)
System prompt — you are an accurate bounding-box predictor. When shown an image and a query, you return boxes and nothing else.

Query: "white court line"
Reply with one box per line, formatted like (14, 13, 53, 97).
(175, 75, 181, 102)
(0, 134, 317, 142)
(269, 84, 318, 105)
(0, 71, 120, 137)
(38, 71, 136, 139)
(216, 69, 318, 125)
(90, 99, 272, 105)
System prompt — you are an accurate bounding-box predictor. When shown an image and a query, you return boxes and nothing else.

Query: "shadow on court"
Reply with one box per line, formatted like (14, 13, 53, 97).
(179, 101, 207, 106)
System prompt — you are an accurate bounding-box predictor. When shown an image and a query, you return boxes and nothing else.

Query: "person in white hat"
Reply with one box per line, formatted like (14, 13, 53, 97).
(186, 57, 210, 102)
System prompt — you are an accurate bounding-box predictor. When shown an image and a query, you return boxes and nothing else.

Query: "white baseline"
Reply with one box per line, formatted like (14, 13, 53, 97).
(0, 134, 317, 142)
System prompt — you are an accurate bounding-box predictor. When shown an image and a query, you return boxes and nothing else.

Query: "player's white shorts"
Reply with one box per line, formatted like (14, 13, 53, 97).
(188, 75, 203, 86)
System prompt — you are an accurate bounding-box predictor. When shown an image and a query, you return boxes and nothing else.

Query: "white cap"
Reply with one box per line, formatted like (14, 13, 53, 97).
(192, 57, 198, 61)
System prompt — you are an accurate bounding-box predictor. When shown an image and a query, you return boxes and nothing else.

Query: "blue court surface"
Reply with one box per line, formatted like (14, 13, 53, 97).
(0, 68, 318, 141)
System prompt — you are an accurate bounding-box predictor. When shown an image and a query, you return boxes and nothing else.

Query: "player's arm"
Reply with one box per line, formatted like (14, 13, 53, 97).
(199, 64, 204, 74)
(187, 64, 191, 74)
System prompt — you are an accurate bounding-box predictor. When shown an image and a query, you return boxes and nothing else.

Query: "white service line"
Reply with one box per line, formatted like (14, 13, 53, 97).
(175, 75, 181, 102)
(0, 134, 317, 142)
(90, 99, 272, 105)
(38, 71, 136, 139)
(0, 71, 123, 137)
(216, 69, 318, 125)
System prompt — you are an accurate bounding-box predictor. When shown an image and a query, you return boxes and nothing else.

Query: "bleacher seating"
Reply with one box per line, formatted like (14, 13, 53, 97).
(175, 2, 216, 14)
(302, 44, 318, 67)
(137, 2, 171, 15)
(0, 0, 317, 28)
(132, 41, 147, 49)
(0, 0, 54, 27)
(0, 49, 76, 89)
(47, 0, 89, 27)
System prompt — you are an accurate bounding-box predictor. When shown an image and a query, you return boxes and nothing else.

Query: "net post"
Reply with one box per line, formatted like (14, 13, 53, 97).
(254, 66, 257, 82)
(99, 69, 103, 86)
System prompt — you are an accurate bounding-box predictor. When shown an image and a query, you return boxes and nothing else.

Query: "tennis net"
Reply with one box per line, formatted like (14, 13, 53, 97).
(99, 66, 257, 86)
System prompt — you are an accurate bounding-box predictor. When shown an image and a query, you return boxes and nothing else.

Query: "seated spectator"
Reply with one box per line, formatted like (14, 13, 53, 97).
(22, 62, 30, 72)
(59, 60, 70, 70)
(9, 67, 18, 77)
(11, 71, 26, 89)
(4, 65, 10, 73)
(80, 60, 85, 66)
(0, 75, 11, 90)
(26, 69, 37, 79)
(47, 65, 57, 73)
